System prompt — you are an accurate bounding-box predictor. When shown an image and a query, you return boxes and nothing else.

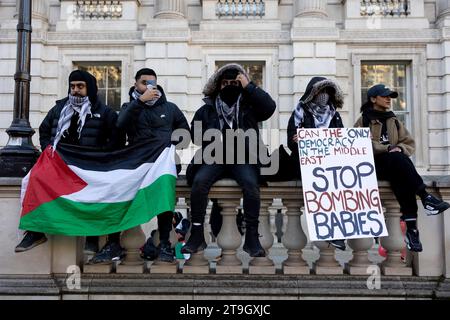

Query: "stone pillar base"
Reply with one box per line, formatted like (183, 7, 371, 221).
(149, 261, 178, 274)
(182, 265, 210, 274)
(116, 264, 144, 274)
(312, 264, 343, 275)
(215, 265, 243, 274)
(282, 265, 310, 275)
(381, 265, 412, 276)
(344, 264, 371, 275)
(248, 265, 276, 275)
(83, 263, 113, 274)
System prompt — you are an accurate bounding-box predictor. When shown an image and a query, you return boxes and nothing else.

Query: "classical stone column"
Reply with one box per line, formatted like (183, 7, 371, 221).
(295, 0, 328, 18)
(116, 225, 146, 273)
(249, 200, 275, 274)
(216, 198, 243, 274)
(182, 199, 211, 274)
(313, 241, 343, 275)
(281, 201, 310, 274)
(154, 0, 186, 18)
(15, 0, 48, 28)
(437, 0, 450, 18)
(380, 192, 413, 275)
(345, 237, 374, 275)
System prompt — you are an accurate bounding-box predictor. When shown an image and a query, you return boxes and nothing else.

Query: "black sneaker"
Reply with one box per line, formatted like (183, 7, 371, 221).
(405, 229, 423, 252)
(422, 194, 450, 216)
(328, 239, 346, 251)
(158, 242, 175, 263)
(15, 231, 47, 253)
(181, 225, 207, 254)
(88, 242, 124, 264)
(140, 237, 159, 261)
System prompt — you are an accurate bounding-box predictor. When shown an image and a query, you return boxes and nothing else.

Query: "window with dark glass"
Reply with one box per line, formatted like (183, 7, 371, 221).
(215, 61, 265, 88)
(74, 61, 122, 112)
(361, 62, 410, 127)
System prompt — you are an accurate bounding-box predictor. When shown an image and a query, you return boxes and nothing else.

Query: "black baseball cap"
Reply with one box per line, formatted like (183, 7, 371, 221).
(367, 84, 398, 99)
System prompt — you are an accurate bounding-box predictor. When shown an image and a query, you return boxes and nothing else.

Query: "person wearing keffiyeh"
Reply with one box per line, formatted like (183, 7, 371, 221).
(183, 63, 276, 258)
(15, 69, 125, 254)
(287, 77, 344, 169)
(109, 68, 190, 265)
(286, 76, 347, 251)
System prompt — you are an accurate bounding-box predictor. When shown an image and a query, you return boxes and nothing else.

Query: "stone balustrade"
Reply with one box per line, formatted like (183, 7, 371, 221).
(1, 177, 450, 278)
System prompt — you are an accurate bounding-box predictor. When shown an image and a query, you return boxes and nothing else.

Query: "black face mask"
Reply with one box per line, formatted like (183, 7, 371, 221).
(219, 85, 242, 106)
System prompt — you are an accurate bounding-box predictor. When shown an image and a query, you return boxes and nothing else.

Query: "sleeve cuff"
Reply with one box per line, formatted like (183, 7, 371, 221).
(244, 82, 257, 94)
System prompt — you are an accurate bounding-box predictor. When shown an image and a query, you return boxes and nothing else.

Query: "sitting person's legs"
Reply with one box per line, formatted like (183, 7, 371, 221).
(374, 152, 449, 252)
(15, 231, 47, 253)
(157, 211, 175, 262)
(228, 164, 265, 257)
(182, 164, 225, 254)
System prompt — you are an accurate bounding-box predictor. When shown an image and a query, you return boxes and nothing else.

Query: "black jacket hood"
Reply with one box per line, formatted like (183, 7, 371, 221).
(203, 63, 250, 98)
(299, 77, 344, 109)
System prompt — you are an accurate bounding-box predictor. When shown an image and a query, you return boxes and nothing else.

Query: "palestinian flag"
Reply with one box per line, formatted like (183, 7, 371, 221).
(19, 140, 177, 236)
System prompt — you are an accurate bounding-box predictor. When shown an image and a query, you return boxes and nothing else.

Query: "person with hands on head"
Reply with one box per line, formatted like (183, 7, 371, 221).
(183, 63, 276, 258)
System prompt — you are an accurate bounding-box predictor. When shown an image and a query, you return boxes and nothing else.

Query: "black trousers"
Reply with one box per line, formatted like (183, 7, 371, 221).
(157, 211, 173, 243)
(374, 152, 426, 220)
(190, 164, 260, 227)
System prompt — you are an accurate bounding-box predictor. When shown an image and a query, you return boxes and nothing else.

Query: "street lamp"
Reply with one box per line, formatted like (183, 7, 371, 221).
(0, 0, 40, 177)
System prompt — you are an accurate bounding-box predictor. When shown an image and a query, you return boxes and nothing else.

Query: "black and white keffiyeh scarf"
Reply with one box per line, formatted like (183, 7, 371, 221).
(294, 92, 335, 128)
(215, 94, 242, 130)
(53, 94, 92, 150)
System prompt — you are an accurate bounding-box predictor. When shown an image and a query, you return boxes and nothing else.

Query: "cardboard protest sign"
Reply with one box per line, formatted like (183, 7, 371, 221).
(298, 127, 388, 241)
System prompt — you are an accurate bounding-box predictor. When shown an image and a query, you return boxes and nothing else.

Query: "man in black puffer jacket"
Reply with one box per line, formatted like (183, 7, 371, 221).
(182, 63, 276, 257)
(15, 70, 125, 253)
(39, 70, 123, 151)
(93, 68, 190, 264)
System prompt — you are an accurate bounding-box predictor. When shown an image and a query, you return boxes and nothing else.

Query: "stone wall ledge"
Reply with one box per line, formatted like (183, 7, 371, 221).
(1, 176, 447, 188)
(0, 274, 448, 299)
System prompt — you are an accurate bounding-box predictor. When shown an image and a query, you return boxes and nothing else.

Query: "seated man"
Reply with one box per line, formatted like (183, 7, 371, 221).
(15, 70, 124, 252)
(182, 63, 276, 257)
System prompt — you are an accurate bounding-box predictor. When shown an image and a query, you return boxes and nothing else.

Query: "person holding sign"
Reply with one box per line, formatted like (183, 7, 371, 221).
(355, 84, 450, 252)
(287, 77, 347, 251)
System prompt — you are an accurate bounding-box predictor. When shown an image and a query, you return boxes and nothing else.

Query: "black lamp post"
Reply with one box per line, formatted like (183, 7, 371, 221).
(0, 0, 40, 177)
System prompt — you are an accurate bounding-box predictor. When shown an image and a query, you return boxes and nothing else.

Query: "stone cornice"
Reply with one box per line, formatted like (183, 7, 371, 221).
(0, 29, 46, 43)
(191, 30, 291, 45)
(47, 31, 143, 44)
(291, 28, 339, 41)
(0, 29, 144, 45)
(142, 29, 190, 42)
(339, 29, 441, 43)
(0, 26, 445, 45)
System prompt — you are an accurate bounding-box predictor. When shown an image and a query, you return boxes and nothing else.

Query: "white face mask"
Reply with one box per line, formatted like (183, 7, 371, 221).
(313, 92, 330, 106)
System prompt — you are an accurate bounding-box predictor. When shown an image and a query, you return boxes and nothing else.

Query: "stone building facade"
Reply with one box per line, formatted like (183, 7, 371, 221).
(1, 0, 450, 173)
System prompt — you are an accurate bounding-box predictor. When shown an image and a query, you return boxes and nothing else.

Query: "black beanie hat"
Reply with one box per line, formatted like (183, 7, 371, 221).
(68, 70, 98, 104)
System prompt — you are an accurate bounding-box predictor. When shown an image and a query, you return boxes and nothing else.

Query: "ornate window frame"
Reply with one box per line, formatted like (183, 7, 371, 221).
(351, 49, 428, 170)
